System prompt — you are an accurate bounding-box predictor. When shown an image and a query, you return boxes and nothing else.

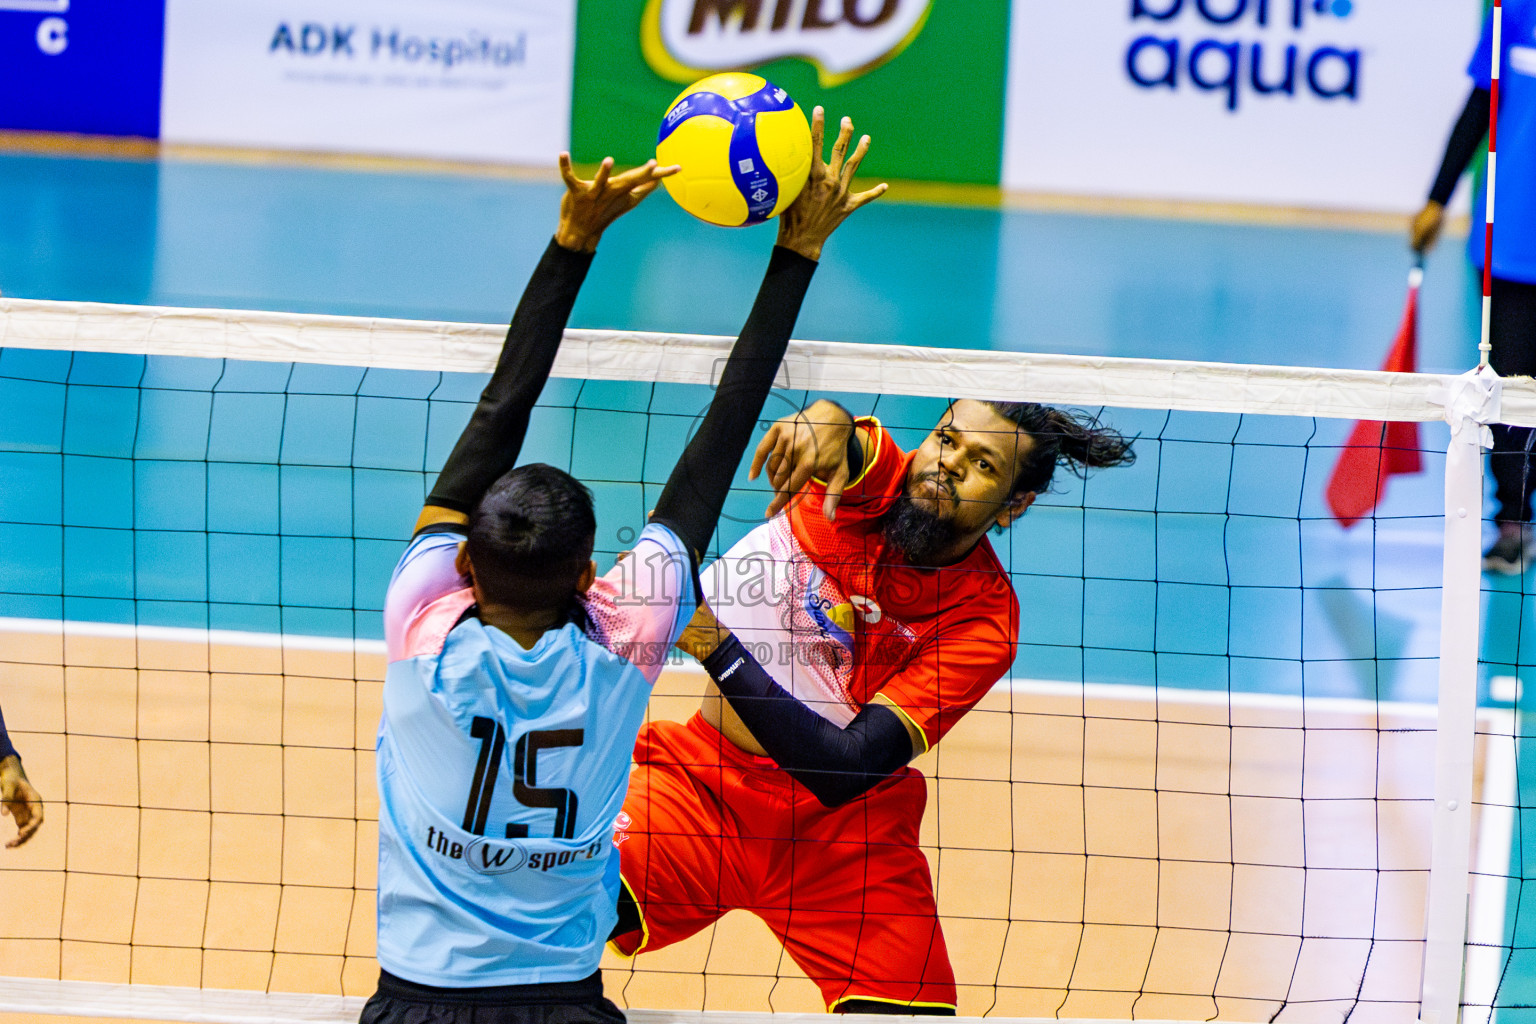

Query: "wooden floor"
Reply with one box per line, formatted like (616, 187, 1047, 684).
(0, 623, 1512, 1023)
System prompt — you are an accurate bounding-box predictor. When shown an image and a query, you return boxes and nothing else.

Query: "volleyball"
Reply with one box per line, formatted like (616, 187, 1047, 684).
(656, 72, 812, 228)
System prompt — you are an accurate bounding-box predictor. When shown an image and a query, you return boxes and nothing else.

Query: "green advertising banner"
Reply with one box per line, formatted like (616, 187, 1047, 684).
(571, 0, 1011, 185)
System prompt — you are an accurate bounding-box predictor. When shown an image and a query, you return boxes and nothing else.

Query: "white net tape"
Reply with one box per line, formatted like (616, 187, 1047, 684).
(5, 298, 1536, 425)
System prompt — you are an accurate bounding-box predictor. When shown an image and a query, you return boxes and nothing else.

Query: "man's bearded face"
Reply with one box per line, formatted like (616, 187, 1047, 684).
(882, 400, 1035, 562)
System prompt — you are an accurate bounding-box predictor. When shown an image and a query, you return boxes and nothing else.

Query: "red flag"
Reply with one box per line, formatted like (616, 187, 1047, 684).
(1326, 266, 1424, 527)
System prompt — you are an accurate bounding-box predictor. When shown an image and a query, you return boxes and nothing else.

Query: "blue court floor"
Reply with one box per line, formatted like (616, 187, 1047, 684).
(3, 148, 1535, 1017)
(0, 151, 1489, 366)
(1, 150, 1526, 700)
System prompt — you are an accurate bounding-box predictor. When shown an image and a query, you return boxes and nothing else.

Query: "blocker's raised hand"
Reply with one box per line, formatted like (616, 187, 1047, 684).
(556, 153, 679, 254)
(775, 108, 888, 262)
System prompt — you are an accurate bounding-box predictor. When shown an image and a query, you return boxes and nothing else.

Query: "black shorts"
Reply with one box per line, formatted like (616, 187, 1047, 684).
(359, 969, 626, 1024)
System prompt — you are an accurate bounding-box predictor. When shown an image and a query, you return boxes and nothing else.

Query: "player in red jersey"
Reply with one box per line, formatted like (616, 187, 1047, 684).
(609, 397, 1134, 1013)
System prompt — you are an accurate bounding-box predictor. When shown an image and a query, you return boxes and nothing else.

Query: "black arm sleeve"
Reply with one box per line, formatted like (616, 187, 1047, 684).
(425, 239, 595, 516)
(822, 399, 865, 481)
(649, 246, 817, 559)
(1429, 85, 1491, 206)
(701, 633, 915, 807)
(0, 702, 18, 764)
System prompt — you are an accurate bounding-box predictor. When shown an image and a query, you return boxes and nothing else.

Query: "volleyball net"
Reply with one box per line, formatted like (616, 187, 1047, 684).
(1, 297, 1534, 1024)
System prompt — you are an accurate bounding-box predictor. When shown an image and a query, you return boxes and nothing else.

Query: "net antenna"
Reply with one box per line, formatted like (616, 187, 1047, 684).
(0, 298, 1533, 1024)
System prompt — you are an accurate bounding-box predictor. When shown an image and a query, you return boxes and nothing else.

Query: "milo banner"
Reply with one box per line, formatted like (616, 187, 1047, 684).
(570, 0, 1012, 185)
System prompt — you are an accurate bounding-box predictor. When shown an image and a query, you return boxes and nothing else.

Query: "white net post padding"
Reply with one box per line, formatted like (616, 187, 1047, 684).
(1421, 369, 1504, 1024)
(4, 298, 1536, 1024)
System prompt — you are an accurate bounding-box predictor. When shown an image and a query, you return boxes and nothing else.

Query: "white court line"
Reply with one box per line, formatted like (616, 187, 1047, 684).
(0, 0, 67, 11)
(0, 615, 1452, 718)
(0, 616, 386, 655)
(1004, 674, 1445, 719)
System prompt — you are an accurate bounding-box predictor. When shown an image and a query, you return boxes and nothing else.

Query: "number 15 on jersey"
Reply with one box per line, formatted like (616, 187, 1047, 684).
(462, 716, 585, 841)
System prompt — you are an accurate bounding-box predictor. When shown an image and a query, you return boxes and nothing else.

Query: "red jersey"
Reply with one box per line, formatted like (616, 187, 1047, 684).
(700, 419, 1019, 750)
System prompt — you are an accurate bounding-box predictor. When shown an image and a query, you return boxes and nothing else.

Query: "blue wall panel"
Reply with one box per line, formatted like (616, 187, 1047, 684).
(0, 0, 164, 136)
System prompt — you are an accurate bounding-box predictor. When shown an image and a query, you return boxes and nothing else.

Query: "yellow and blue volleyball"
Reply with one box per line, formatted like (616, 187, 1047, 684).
(657, 73, 812, 228)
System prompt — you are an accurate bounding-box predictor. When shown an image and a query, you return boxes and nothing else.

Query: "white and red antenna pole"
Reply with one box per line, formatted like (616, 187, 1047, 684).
(1480, 0, 1503, 369)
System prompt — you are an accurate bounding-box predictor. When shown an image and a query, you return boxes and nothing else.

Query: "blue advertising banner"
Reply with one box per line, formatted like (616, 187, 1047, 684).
(0, 0, 165, 137)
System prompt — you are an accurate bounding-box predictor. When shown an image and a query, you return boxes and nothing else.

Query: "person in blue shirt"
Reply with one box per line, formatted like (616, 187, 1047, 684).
(1413, 0, 1536, 573)
(362, 114, 884, 1024)
(0, 700, 43, 848)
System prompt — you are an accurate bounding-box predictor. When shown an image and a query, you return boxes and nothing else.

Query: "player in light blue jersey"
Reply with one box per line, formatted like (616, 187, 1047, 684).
(1, 699, 44, 847)
(362, 114, 884, 1024)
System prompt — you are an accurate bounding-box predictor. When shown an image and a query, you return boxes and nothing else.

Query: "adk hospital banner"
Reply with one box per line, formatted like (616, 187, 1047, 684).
(0, 0, 1490, 213)
(159, 0, 574, 165)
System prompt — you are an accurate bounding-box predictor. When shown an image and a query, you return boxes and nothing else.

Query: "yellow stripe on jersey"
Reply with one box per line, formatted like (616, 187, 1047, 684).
(605, 872, 650, 959)
(829, 994, 958, 1013)
(873, 693, 931, 756)
(811, 416, 885, 489)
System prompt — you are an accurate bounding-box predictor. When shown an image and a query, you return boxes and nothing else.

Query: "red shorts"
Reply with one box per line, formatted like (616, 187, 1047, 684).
(611, 714, 955, 1012)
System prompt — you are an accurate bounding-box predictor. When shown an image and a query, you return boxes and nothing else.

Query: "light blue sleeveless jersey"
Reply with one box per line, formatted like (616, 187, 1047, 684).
(376, 523, 693, 987)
